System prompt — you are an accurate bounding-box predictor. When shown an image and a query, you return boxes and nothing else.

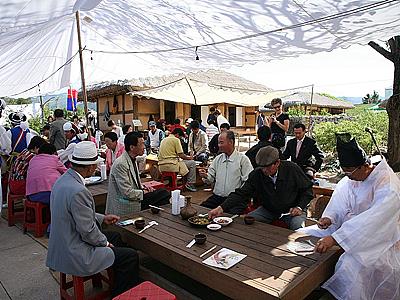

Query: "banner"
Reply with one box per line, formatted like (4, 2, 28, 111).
(67, 88, 77, 111)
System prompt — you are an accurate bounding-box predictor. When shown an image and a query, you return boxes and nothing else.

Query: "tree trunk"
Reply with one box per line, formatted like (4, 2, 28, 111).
(369, 37, 400, 171)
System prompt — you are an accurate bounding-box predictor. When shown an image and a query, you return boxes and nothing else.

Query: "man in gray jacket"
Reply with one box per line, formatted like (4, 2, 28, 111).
(46, 141, 138, 296)
(49, 109, 67, 150)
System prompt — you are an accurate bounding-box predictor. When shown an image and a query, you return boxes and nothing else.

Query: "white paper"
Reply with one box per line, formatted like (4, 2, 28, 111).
(286, 241, 315, 255)
(202, 248, 247, 269)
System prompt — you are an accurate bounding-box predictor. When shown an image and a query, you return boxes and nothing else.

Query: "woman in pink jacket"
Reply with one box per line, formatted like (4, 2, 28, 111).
(104, 131, 125, 173)
(26, 143, 67, 204)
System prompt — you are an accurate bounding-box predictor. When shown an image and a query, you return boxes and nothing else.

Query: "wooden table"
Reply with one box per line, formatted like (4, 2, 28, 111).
(87, 179, 109, 213)
(114, 204, 341, 300)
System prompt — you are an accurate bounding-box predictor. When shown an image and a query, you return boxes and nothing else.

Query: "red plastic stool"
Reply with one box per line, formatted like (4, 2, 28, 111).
(113, 281, 176, 300)
(160, 172, 185, 192)
(142, 180, 165, 191)
(7, 193, 25, 226)
(60, 268, 113, 300)
(23, 199, 50, 237)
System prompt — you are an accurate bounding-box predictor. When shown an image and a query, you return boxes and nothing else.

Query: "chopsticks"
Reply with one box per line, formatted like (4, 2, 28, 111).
(148, 205, 165, 211)
(200, 245, 217, 258)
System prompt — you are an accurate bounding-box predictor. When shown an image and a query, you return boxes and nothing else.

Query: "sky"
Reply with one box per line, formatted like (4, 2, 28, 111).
(229, 44, 394, 99)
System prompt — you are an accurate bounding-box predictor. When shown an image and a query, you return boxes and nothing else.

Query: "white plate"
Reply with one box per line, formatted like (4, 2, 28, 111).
(213, 217, 233, 226)
(84, 176, 102, 185)
(207, 224, 222, 231)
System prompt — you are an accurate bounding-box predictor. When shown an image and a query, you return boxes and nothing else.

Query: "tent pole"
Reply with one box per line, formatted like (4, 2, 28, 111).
(75, 11, 90, 135)
(184, 77, 197, 105)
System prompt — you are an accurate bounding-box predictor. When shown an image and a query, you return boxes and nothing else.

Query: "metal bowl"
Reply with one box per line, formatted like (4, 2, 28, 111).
(188, 216, 212, 228)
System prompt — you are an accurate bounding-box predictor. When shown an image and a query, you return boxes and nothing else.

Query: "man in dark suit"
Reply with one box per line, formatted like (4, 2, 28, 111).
(282, 123, 324, 179)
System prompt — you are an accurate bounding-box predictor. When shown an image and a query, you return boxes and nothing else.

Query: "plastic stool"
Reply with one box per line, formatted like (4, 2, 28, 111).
(60, 268, 113, 300)
(142, 180, 165, 191)
(7, 193, 25, 226)
(160, 172, 185, 192)
(113, 281, 176, 300)
(23, 199, 50, 237)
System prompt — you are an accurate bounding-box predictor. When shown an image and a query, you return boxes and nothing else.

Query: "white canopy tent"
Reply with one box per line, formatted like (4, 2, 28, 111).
(1, 0, 400, 97)
(128, 69, 292, 106)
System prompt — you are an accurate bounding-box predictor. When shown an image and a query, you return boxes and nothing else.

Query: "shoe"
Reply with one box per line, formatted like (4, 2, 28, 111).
(185, 184, 197, 192)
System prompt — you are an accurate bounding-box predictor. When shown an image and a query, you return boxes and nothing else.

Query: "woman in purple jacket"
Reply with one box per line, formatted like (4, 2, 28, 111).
(26, 143, 67, 204)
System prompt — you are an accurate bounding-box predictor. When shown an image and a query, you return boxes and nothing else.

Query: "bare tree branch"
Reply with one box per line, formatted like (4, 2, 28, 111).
(368, 41, 394, 62)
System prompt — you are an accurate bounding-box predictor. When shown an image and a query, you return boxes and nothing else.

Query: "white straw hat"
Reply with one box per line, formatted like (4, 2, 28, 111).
(68, 141, 103, 165)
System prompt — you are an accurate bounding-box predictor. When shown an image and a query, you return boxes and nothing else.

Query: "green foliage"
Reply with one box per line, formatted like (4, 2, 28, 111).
(362, 90, 380, 104)
(314, 111, 388, 155)
(347, 104, 375, 116)
(4, 97, 31, 105)
(287, 107, 304, 116)
(317, 93, 342, 101)
(28, 106, 52, 133)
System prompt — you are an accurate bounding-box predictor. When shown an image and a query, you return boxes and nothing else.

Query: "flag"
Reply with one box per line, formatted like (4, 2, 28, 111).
(67, 88, 77, 111)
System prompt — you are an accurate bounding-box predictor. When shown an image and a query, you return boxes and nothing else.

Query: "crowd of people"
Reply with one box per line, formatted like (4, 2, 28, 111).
(1, 97, 399, 299)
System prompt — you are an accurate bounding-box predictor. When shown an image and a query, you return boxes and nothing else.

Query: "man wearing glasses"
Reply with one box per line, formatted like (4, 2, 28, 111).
(298, 133, 400, 300)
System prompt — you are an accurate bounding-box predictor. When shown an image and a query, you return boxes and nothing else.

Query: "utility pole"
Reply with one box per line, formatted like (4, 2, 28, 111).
(75, 11, 90, 136)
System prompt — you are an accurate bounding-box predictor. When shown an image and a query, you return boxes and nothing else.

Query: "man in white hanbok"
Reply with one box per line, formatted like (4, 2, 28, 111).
(298, 133, 400, 300)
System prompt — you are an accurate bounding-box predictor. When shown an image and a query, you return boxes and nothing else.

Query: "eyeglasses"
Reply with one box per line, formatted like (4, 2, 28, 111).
(273, 106, 281, 109)
(342, 165, 361, 177)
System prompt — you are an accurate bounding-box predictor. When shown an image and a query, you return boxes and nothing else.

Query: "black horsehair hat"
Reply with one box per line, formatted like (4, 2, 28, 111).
(336, 133, 368, 168)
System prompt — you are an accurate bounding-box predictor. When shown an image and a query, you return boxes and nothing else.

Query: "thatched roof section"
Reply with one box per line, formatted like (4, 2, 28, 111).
(79, 69, 273, 102)
(281, 92, 354, 109)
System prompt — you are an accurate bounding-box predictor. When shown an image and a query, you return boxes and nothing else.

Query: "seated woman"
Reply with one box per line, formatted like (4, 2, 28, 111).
(26, 143, 67, 204)
(8, 136, 46, 195)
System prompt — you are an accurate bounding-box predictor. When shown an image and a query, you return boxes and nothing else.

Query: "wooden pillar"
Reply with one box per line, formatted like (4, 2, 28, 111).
(133, 96, 138, 119)
(176, 102, 184, 120)
(122, 93, 126, 124)
(160, 100, 165, 119)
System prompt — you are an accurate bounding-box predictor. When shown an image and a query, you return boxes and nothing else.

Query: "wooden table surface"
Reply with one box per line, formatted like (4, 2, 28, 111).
(87, 179, 109, 213)
(114, 204, 341, 300)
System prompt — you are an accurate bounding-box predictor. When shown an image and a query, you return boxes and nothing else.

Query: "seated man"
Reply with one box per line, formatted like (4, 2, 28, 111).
(245, 126, 272, 168)
(104, 132, 124, 173)
(200, 131, 253, 213)
(209, 123, 230, 156)
(282, 123, 324, 179)
(145, 121, 164, 153)
(188, 120, 208, 163)
(46, 141, 139, 297)
(106, 132, 170, 215)
(298, 133, 400, 300)
(8, 136, 46, 195)
(158, 128, 197, 192)
(108, 119, 123, 138)
(209, 146, 313, 230)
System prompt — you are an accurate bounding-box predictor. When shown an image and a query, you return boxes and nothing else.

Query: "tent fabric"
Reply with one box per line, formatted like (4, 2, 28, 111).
(128, 69, 285, 106)
(1, 0, 400, 97)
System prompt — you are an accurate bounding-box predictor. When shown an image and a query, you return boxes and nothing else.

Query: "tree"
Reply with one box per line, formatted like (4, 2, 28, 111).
(369, 36, 400, 171)
(362, 91, 380, 104)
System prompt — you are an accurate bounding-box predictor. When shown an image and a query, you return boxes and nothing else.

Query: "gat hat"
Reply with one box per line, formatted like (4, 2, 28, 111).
(256, 146, 279, 167)
(9, 112, 27, 125)
(149, 121, 156, 127)
(336, 133, 368, 168)
(63, 122, 80, 134)
(68, 141, 104, 165)
(186, 117, 193, 123)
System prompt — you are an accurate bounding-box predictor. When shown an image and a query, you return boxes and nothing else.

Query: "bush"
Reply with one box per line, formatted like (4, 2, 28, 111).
(314, 111, 388, 155)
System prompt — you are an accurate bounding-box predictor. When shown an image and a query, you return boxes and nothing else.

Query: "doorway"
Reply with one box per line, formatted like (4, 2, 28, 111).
(165, 101, 176, 124)
(228, 107, 236, 127)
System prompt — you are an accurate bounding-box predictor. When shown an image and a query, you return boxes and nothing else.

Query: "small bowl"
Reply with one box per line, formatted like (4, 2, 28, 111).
(134, 219, 145, 229)
(244, 215, 255, 225)
(194, 233, 207, 245)
(213, 217, 233, 226)
(207, 224, 222, 231)
(150, 207, 160, 214)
